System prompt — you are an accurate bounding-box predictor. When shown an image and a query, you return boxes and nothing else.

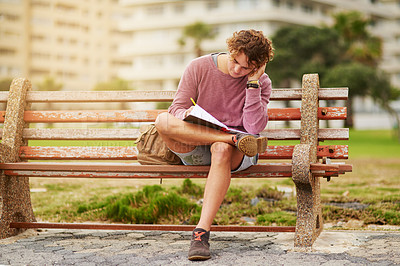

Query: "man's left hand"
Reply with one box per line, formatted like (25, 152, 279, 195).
(248, 63, 267, 81)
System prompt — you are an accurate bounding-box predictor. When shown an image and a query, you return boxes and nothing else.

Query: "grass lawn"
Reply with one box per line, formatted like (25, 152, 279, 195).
(329, 129, 400, 159)
(29, 129, 400, 229)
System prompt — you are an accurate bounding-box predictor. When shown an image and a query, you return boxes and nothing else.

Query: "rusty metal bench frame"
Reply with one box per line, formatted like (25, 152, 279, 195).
(0, 74, 352, 248)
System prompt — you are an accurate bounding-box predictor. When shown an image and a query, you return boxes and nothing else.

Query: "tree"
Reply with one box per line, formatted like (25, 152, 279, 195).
(369, 73, 400, 141)
(267, 26, 344, 127)
(36, 77, 63, 92)
(322, 62, 376, 128)
(268, 25, 343, 87)
(93, 78, 132, 109)
(333, 11, 382, 67)
(0, 78, 13, 110)
(34, 77, 63, 127)
(0, 78, 13, 91)
(269, 12, 395, 131)
(178, 21, 216, 57)
(323, 63, 400, 138)
(327, 11, 388, 128)
(93, 78, 131, 92)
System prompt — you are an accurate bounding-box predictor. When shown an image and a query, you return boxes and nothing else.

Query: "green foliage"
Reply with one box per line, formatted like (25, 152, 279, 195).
(223, 186, 253, 204)
(333, 11, 382, 66)
(257, 211, 297, 226)
(256, 185, 284, 200)
(324, 129, 400, 158)
(93, 78, 131, 91)
(155, 102, 171, 110)
(0, 78, 13, 91)
(323, 203, 400, 226)
(322, 62, 376, 97)
(36, 77, 63, 91)
(179, 21, 216, 57)
(104, 185, 201, 224)
(176, 178, 204, 198)
(268, 25, 343, 86)
(268, 11, 396, 131)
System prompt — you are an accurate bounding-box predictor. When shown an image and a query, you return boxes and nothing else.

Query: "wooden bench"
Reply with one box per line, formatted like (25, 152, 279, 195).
(0, 74, 352, 248)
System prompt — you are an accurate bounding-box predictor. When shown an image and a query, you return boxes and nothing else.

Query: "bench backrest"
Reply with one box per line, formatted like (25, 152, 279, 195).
(0, 77, 349, 166)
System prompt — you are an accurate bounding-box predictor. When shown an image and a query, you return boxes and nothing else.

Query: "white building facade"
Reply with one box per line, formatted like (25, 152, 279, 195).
(0, 0, 130, 91)
(117, 0, 400, 91)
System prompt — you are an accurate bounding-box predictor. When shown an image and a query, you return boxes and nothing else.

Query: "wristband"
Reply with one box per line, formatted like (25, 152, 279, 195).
(247, 80, 259, 89)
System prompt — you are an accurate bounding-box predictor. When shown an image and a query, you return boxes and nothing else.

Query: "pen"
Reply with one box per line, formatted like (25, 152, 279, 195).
(190, 98, 196, 106)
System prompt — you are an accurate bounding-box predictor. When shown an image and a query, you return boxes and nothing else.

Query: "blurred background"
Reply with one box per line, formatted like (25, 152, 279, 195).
(1, 0, 399, 229)
(0, 0, 399, 131)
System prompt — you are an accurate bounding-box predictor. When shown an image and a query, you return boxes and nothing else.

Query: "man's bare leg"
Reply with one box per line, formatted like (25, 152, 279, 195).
(196, 142, 244, 231)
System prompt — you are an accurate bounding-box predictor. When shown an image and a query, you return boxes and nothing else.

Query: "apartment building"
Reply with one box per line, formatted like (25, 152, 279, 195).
(1, 0, 399, 98)
(0, 0, 130, 91)
(118, 0, 400, 92)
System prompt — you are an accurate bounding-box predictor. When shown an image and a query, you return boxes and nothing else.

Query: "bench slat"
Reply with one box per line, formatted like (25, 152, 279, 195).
(9, 222, 296, 232)
(261, 128, 349, 140)
(19, 145, 349, 160)
(15, 128, 348, 140)
(0, 162, 352, 178)
(11, 107, 345, 123)
(0, 88, 349, 103)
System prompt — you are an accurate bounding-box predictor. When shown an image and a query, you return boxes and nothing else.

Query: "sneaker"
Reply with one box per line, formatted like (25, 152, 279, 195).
(188, 228, 211, 261)
(232, 133, 268, 157)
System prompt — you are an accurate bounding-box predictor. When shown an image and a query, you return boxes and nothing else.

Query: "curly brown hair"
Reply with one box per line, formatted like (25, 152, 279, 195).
(226, 29, 274, 70)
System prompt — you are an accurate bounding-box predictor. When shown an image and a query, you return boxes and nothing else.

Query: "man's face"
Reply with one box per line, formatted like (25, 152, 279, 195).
(227, 52, 256, 78)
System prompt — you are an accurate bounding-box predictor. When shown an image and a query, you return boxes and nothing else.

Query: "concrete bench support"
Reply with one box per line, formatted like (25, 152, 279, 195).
(0, 78, 36, 239)
(292, 74, 323, 248)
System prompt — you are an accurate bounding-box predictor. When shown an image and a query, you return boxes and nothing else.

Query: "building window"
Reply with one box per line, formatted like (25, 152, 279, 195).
(0, 48, 16, 56)
(146, 5, 164, 16)
(286, 1, 294, 9)
(272, 0, 281, 7)
(0, 13, 20, 22)
(32, 52, 50, 60)
(174, 3, 185, 14)
(236, 0, 259, 9)
(31, 34, 45, 41)
(301, 4, 313, 13)
(206, 1, 219, 11)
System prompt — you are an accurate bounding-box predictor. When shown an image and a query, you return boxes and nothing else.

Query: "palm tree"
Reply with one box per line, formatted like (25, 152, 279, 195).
(333, 11, 382, 67)
(178, 21, 216, 57)
(332, 11, 383, 127)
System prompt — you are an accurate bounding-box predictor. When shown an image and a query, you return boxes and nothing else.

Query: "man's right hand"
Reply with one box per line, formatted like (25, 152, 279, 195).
(184, 106, 194, 118)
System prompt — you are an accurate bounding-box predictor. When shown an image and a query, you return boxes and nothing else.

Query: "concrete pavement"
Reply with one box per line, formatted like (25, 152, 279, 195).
(0, 228, 399, 265)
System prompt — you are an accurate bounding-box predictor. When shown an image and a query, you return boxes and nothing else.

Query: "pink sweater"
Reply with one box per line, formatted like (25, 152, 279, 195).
(168, 54, 272, 135)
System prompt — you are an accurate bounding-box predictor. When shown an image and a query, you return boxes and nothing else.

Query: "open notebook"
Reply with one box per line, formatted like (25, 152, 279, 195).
(183, 104, 248, 135)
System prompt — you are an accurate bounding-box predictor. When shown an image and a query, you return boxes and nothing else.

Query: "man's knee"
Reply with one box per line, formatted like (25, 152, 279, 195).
(210, 142, 234, 162)
(155, 112, 169, 134)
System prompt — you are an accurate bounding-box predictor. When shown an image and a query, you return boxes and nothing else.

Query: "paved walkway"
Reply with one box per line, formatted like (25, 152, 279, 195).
(0, 229, 399, 265)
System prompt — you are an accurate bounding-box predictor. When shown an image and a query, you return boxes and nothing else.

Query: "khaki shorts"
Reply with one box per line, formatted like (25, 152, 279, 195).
(171, 145, 258, 173)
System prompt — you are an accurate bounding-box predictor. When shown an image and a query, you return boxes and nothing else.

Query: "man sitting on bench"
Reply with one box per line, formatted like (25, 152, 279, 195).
(155, 29, 274, 261)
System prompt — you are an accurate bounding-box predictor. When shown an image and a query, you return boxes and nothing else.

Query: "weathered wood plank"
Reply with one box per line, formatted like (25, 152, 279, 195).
(19, 145, 349, 160)
(0, 162, 351, 178)
(0, 91, 7, 102)
(18, 107, 346, 123)
(10, 222, 296, 232)
(21, 128, 349, 141)
(0, 88, 349, 103)
(23, 128, 137, 140)
(22, 110, 165, 123)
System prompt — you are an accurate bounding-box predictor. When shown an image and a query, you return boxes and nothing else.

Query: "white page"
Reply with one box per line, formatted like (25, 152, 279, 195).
(188, 104, 228, 129)
(184, 104, 248, 135)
